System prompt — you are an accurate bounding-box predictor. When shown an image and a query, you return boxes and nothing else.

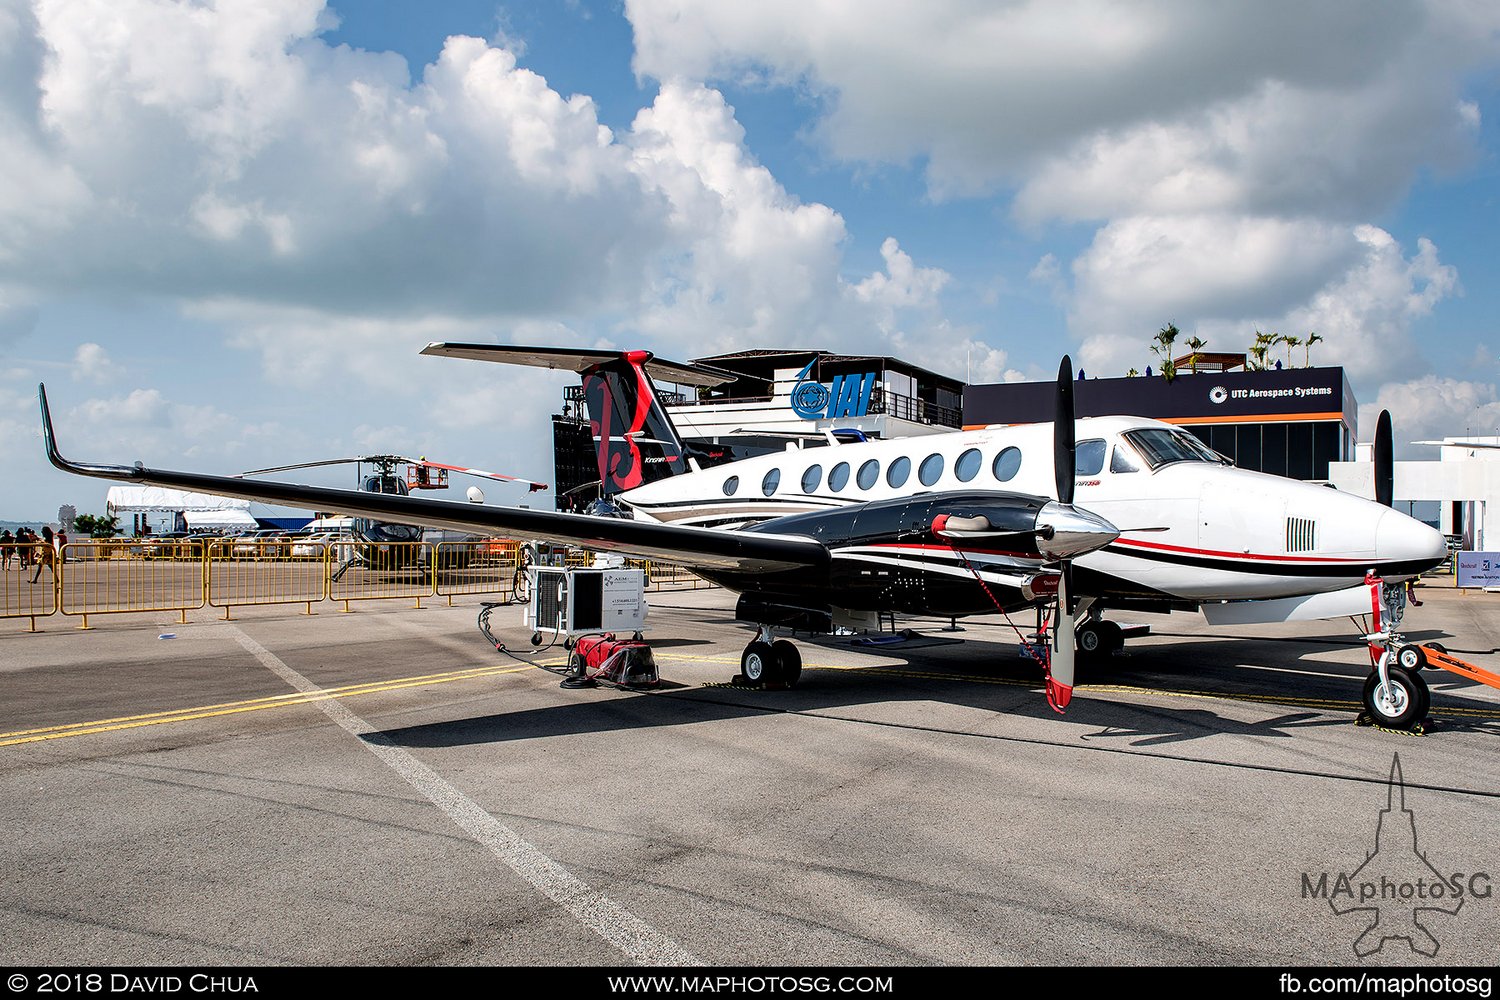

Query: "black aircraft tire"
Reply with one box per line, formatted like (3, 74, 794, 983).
(772, 640, 802, 687)
(1362, 665, 1429, 730)
(742, 641, 779, 686)
(1425, 642, 1448, 657)
(1397, 644, 1427, 672)
(1076, 622, 1107, 661)
(1099, 620, 1124, 653)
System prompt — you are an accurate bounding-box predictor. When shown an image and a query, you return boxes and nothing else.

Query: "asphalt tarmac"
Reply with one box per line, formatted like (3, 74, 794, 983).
(2, 581, 1497, 966)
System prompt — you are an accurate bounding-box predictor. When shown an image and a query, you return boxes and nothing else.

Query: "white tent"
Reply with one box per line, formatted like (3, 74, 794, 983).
(183, 507, 259, 531)
(106, 486, 257, 530)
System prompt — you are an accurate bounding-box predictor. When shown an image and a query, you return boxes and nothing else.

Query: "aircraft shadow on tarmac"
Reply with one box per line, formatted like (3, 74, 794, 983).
(374, 627, 1500, 751)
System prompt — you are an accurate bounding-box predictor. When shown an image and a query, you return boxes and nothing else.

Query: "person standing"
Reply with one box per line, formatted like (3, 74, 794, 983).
(0, 529, 13, 569)
(30, 526, 56, 584)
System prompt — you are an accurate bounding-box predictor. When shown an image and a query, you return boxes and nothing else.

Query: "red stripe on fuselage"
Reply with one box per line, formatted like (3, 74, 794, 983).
(1113, 537, 1368, 564)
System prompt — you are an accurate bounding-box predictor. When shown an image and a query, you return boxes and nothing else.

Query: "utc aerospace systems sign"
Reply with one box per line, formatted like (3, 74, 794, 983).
(789, 361, 878, 420)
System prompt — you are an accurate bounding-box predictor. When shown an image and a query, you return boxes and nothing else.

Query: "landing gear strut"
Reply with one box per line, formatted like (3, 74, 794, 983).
(739, 626, 801, 688)
(1361, 575, 1430, 731)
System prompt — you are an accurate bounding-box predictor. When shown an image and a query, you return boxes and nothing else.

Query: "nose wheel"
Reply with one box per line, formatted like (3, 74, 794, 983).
(1362, 662, 1429, 731)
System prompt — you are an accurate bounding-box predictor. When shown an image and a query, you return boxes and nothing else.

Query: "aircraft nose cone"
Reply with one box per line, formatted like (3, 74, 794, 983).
(1376, 509, 1448, 575)
(1038, 501, 1120, 561)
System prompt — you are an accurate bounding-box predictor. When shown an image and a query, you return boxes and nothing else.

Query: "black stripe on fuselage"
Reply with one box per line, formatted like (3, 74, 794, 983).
(1105, 542, 1432, 579)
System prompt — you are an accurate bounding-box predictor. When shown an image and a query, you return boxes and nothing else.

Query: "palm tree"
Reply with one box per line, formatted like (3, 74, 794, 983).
(1248, 330, 1275, 371)
(1304, 332, 1323, 367)
(1283, 335, 1302, 368)
(1183, 335, 1207, 374)
(1126, 368, 1140, 377)
(1152, 323, 1180, 382)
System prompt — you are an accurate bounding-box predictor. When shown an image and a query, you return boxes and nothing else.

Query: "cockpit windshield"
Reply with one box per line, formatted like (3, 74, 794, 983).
(1121, 428, 1229, 470)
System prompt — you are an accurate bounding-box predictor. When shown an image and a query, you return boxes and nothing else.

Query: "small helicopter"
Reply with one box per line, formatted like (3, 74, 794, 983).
(239, 455, 546, 573)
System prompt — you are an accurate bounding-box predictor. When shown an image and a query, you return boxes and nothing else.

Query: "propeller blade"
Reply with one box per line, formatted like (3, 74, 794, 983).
(1048, 563, 1076, 712)
(1117, 525, 1170, 533)
(1055, 356, 1076, 506)
(1374, 410, 1394, 508)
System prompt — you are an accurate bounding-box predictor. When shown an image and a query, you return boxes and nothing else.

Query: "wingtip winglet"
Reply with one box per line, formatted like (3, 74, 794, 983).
(37, 382, 62, 470)
(37, 383, 140, 480)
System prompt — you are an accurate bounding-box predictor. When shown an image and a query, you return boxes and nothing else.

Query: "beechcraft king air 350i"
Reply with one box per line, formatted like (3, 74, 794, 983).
(37, 344, 1447, 727)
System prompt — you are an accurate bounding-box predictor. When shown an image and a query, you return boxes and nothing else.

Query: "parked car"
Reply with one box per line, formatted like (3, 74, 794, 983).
(232, 529, 291, 559)
(291, 532, 355, 561)
(141, 530, 196, 559)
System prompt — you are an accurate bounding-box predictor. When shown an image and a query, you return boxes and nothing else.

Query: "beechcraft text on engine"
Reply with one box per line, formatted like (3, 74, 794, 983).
(36, 343, 1448, 725)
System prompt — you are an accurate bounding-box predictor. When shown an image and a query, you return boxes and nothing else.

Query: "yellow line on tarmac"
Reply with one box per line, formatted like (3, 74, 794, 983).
(0, 659, 566, 748)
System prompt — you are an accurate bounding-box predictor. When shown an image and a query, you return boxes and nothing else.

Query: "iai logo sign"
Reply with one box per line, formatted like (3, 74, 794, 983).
(789, 361, 878, 420)
(1209, 385, 1229, 405)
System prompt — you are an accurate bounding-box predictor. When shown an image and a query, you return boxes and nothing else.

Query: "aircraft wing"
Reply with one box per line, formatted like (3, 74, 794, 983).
(38, 386, 824, 574)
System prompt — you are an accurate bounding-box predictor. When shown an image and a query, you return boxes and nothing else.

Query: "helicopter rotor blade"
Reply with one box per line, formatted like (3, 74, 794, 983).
(238, 458, 367, 477)
(415, 459, 548, 493)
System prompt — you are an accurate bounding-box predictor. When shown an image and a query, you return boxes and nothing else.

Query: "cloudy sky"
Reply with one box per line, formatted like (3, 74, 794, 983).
(4, 0, 1500, 520)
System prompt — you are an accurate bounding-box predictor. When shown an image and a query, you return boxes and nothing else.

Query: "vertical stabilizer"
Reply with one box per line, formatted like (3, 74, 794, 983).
(581, 351, 689, 496)
(418, 343, 735, 498)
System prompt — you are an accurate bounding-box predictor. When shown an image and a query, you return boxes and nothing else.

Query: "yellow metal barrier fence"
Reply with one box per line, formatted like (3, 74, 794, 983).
(207, 539, 327, 619)
(58, 540, 206, 629)
(433, 540, 518, 604)
(641, 560, 709, 591)
(3, 538, 719, 631)
(327, 541, 434, 611)
(2, 542, 60, 630)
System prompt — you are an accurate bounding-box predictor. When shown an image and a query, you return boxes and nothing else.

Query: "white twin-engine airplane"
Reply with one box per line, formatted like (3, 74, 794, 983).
(37, 344, 1447, 727)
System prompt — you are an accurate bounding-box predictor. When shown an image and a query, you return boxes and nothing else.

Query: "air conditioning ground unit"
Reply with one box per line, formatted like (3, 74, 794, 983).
(527, 566, 648, 645)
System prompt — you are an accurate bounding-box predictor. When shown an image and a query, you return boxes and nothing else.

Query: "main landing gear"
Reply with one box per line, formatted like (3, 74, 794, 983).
(1075, 618, 1124, 661)
(739, 626, 802, 688)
